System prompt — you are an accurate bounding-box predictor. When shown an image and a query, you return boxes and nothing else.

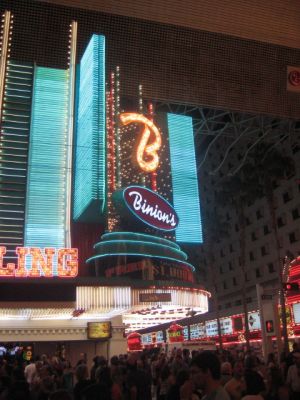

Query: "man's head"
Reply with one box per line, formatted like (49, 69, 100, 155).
(190, 351, 221, 390)
(232, 361, 244, 379)
(292, 342, 299, 351)
(244, 355, 257, 370)
(183, 348, 190, 359)
(293, 351, 300, 367)
(221, 362, 232, 376)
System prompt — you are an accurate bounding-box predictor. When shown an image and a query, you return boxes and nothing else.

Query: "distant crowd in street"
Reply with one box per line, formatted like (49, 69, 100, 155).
(0, 342, 300, 400)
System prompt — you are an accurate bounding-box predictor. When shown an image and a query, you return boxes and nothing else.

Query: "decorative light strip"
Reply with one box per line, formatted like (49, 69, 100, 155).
(86, 252, 195, 271)
(115, 66, 121, 188)
(0, 10, 12, 122)
(73, 34, 106, 221)
(106, 68, 120, 231)
(167, 114, 203, 243)
(93, 239, 188, 261)
(101, 231, 181, 250)
(76, 286, 131, 311)
(24, 67, 69, 274)
(65, 21, 77, 247)
(0, 59, 34, 261)
(131, 288, 209, 310)
(106, 89, 113, 230)
(109, 72, 116, 192)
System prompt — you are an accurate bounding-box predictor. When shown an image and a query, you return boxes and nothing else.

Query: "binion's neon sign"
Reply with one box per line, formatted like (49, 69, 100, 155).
(0, 247, 78, 278)
(123, 185, 179, 231)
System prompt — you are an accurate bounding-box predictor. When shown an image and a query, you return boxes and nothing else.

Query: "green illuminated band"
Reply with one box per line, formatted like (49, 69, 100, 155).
(101, 231, 180, 250)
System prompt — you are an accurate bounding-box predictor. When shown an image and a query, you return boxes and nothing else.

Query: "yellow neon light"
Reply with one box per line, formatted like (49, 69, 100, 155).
(120, 113, 162, 173)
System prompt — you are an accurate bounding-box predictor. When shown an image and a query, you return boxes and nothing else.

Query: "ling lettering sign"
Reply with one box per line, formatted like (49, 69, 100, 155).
(123, 186, 179, 231)
(0, 247, 78, 278)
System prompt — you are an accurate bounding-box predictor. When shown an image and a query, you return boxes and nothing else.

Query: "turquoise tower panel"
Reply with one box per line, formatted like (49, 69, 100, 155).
(167, 113, 203, 243)
(24, 67, 69, 254)
(73, 34, 106, 222)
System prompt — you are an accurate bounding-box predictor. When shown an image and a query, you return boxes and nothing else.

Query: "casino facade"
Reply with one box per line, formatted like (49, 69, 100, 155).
(1, 1, 300, 360)
(0, 7, 210, 360)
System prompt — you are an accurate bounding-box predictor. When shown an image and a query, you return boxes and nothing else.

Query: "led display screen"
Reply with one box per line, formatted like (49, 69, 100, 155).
(87, 322, 112, 339)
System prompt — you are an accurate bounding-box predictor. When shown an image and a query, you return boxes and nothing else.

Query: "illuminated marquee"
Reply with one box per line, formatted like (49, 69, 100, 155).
(0, 247, 78, 278)
(120, 113, 162, 173)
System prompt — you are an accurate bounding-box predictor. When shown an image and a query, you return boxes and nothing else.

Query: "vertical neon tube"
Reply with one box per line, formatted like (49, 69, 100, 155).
(65, 21, 77, 247)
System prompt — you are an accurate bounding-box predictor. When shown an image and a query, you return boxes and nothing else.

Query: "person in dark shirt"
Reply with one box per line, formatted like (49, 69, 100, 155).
(3, 366, 30, 400)
(243, 356, 266, 396)
(73, 364, 91, 400)
(166, 369, 189, 400)
(125, 356, 152, 400)
(81, 366, 112, 400)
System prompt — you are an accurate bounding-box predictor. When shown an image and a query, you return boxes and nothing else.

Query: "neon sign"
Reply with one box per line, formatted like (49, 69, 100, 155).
(104, 260, 193, 282)
(0, 247, 78, 278)
(123, 186, 179, 231)
(119, 113, 162, 173)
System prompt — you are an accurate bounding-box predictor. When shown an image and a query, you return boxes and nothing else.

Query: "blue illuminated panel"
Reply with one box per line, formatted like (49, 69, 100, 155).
(24, 67, 69, 256)
(73, 34, 106, 221)
(167, 114, 202, 243)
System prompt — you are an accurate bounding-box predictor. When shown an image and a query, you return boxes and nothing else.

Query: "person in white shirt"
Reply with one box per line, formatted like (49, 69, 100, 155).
(24, 359, 37, 386)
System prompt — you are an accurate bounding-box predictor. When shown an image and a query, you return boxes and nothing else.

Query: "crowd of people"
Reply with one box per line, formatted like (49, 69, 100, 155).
(0, 343, 299, 400)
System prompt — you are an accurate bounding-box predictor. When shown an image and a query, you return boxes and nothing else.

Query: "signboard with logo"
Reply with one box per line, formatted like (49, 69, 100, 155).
(105, 259, 194, 283)
(220, 317, 233, 335)
(139, 293, 172, 302)
(287, 66, 300, 92)
(233, 316, 243, 332)
(293, 303, 300, 324)
(114, 186, 179, 231)
(204, 318, 233, 336)
(205, 320, 218, 337)
(141, 333, 152, 344)
(87, 322, 112, 339)
(183, 326, 189, 341)
(156, 331, 164, 342)
(190, 323, 206, 339)
(248, 311, 261, 331)
(127, 332, 142, 351)
(168, 323, 184, 342)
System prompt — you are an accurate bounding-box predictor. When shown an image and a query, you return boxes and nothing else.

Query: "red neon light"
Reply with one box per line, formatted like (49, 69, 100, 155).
(109, 73, 116, 192)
